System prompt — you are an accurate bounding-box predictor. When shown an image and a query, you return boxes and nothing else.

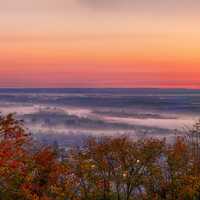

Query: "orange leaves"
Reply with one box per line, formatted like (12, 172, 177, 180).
(170, 137, 188, 157)
(0, 114, 28, 140)
(34, 148, 55, 166)
(1, 114, 200, 199)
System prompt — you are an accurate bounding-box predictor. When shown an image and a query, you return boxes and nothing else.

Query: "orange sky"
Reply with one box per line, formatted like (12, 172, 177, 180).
(0, 0, 200, 88)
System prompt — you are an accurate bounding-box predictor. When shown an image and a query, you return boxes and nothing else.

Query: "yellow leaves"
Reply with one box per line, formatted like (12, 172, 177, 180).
(50, 185, 66, 199)
(25, 173, 34, 182)
(81, 161, 94, 171)
(50, 185, 60, 194)
(29, 194, 40, 200)
(2, 114, 200, 199)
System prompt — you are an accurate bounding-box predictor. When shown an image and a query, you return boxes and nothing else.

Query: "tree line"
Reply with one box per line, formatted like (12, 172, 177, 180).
(0, 114, 200, 200)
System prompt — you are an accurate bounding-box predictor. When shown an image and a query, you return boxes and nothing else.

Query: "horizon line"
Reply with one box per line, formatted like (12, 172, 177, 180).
(0, 87, 199, 90)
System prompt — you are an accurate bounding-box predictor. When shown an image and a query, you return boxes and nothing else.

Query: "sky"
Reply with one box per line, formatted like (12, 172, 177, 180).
(0, 0, 200, 88)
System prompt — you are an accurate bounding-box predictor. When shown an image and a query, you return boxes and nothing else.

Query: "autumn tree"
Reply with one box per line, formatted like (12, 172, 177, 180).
(1, 114, 200, 200)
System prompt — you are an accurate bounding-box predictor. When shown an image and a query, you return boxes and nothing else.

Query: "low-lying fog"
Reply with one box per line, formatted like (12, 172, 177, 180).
(0, 89, 199, 146)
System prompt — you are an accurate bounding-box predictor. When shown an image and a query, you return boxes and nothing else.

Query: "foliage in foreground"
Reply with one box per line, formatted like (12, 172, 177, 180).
(1, 114, 200, 199)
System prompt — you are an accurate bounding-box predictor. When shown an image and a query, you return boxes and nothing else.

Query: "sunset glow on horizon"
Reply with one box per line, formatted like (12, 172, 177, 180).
(1, 0, 200, 88)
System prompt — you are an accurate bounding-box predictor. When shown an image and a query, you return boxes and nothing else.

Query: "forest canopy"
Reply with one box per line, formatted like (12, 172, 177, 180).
(0, 114, 200, 200)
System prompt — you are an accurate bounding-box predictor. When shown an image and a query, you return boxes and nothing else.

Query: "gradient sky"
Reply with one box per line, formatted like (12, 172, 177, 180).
(1, 0, 200, 88)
